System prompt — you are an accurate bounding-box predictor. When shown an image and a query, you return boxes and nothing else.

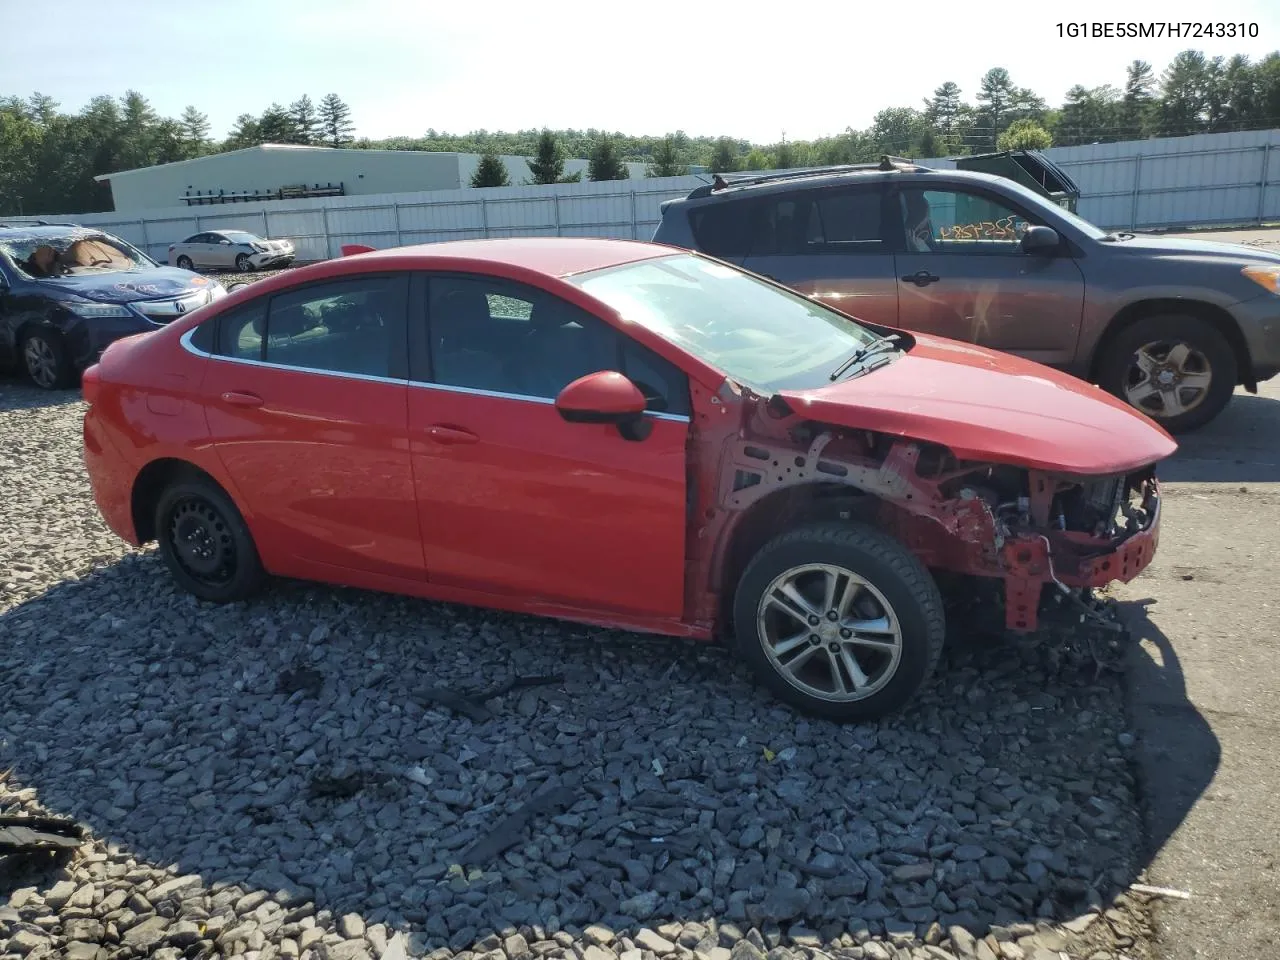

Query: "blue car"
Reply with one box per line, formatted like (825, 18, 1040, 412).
(0, 220, 228, 389)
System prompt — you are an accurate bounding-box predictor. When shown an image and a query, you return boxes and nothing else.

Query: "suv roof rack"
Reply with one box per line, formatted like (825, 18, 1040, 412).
(688, 155, 925, 199)
(0, 219, 81, 228)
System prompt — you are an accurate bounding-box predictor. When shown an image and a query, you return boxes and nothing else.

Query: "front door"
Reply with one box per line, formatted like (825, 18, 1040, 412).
(406, 272, 689, 621)
(199, 273, 425, 580)
(739, 186, 900, 327)
(892, 185, 1086, 366)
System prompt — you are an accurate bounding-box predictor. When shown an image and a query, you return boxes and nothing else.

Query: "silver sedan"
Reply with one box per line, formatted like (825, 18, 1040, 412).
(168, 230, 295, 272)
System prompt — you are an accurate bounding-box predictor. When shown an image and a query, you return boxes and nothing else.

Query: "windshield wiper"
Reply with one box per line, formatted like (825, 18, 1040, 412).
(828, 334, 904, 381)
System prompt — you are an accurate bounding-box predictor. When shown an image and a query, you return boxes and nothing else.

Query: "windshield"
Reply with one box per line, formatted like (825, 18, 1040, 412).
(567, 253, 883, 392)
(218, 231, 261, 244)
(0, 231, 155, 280)
(992, 177, 1109, 240)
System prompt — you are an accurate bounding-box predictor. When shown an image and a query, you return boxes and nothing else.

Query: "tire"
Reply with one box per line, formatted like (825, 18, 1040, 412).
(1096, 313, 1237, 433)
(732, 521, 945, 722)
(21, 330, 73, 390)
(176, 255, 194, 270)
(235, 254, 253, 272)
(154, 476, 266, 602)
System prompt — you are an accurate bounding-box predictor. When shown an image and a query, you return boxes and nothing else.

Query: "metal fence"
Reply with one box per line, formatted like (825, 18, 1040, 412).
(54, 129, 1280, 260)
(64, 175, 707, 264)
(921, 128, 1280, 231)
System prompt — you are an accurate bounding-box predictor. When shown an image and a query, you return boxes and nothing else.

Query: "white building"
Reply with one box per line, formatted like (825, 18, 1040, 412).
(94, 144, 651, 213)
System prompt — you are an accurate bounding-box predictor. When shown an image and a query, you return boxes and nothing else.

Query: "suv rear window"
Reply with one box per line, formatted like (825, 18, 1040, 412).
(689, 204, 751, 259)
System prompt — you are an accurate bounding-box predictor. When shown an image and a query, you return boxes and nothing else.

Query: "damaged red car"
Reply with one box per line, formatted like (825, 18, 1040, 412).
(81, 239, 1176, 720)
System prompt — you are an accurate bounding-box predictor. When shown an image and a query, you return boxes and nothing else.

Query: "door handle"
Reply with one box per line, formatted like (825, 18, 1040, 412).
(427, 425, 479, 445)
(901, 270, 940, 286)
(221, 390, 264, 407)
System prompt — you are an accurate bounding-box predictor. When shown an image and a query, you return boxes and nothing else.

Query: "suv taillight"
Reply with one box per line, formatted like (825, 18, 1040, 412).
(82, 363, 101, 405)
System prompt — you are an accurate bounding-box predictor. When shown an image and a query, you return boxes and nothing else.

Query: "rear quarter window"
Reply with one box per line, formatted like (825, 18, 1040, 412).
(689, 203, 751, 259)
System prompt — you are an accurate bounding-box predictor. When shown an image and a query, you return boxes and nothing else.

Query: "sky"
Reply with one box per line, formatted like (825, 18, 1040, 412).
(3, 0, 1279, 145)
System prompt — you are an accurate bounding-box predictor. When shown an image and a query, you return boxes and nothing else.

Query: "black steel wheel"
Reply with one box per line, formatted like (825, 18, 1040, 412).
(155, 476, 265, 602)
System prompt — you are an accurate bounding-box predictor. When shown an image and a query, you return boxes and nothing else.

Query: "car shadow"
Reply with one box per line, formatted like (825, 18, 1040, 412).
(1116, 598, 1223, 864)
(0, 554, 1220, 953)
(1161, 391, 1280, 483)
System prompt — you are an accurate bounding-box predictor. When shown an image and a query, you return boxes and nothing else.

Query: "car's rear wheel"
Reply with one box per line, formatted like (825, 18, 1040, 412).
(22, 330, 72, 390)
(235, 254, 252, 272)
(732, 522, 945, 722)
(1097, 314, 1237, 433)
(155, 476, 265, 602)
(176, 255, 194, 270)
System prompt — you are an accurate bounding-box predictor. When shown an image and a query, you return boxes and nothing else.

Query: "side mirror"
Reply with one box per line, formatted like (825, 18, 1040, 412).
(555, 371, 650, 441)
(219, 239, 231, 245)
(1021, 225, 1060, 254)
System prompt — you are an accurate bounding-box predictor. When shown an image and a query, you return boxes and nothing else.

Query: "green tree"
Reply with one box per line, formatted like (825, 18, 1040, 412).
(870, 107, 926, 154)
(257, 103, 298, 143)
(1055, 84, 1120, 145)
(709, 137, 740, 173)
(289, 95, 319, 144)
(470, 151, 510, 187)
(744, 148, 772, 170)
(179, 106, 211, 153)
(976, 67, 1016, 147)
(0, 102, 40, 214)
(587, 137, 629, 180)
(997, 118, 1053, 151)
(647, 135, 689, 177)
(318, 93, 355, 146)
(924, 81, 964, 138)
(1122, 59, 1157, 137)
(1159, 50, 1213, 136)
(525, 129, 581, 183)
(225, 113, 263, 149)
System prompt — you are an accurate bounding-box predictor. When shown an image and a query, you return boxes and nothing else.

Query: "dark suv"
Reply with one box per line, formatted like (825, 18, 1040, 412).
(0, 220, 227, 389)
(653, 159, 1280, 432)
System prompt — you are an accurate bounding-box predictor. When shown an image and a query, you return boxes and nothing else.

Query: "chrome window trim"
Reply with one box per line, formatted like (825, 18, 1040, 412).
(178, 327, 691, 423)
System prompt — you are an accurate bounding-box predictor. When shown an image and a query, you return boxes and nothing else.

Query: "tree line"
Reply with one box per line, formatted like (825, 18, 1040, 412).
(3, 49, 1279, 213)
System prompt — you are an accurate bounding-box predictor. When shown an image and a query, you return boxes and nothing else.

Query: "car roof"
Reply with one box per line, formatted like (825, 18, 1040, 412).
(339, 237, 680, 278)
(669, 164, 1006, 207)
(0, 223, 93, 239)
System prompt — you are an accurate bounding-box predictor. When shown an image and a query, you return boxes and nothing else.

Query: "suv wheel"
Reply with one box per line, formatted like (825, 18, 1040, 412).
(155, 476, 266, 602)
(22, 330, 72, 390)
(1098, 314, 1237, 433)
(732, 522, 945, 722)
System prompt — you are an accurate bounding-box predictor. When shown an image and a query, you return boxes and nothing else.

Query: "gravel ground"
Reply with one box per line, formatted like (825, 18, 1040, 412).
(1, 382, 1160, 960)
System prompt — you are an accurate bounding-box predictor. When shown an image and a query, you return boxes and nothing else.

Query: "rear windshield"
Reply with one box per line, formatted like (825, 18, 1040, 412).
(0, 232, 154, 279)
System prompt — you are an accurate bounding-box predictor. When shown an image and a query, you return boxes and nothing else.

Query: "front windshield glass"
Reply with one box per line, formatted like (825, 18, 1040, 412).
(218, 231, 260, 244)
(0, 231, 155, 280)
(567, 253, 883, 392)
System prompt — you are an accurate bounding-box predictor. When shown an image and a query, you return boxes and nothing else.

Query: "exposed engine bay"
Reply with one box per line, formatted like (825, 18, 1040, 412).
(694, 384, 1162, 663)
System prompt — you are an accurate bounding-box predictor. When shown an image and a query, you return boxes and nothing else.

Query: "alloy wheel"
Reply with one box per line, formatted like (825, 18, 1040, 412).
(23, 336, 59, 389)
(756, 562, 904, 702)
(167, 497, 237, 586)
(1124, 340, 1213, 419)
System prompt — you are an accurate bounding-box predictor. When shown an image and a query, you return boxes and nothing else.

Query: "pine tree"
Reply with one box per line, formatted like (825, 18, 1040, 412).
(289, 95, 318, 144)
(647, 136, 688, 177)
(178, 106, 210, 152)
(225, 114, 263, 149)
(526, 129, 566, 184)
(924, 82, 964, 136)
(977, 68, 1016, 147)
(1122, 59, 1157, 137)
(471, 151, 510, 187)
(318, 93, 355, 146)
(587, 137, 629, 180)
(257, 103, 298, 144)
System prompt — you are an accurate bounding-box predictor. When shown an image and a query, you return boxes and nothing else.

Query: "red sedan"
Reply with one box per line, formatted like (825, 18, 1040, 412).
(81, 238, 1176, 720)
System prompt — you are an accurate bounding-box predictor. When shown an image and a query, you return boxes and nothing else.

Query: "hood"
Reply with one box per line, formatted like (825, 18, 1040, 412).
(777, 334, 1177, 475)
(40, 268, 216, 304)
(1107, 232, 1280, 265)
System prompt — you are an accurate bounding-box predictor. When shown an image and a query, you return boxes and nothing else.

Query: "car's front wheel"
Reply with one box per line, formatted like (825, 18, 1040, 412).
(22, 330, 72, 390)
(155, 476, 266, 602)
(732, 522, 945, 722)
(235, 254, 253, 272)
(1097, 313, 1237, 433)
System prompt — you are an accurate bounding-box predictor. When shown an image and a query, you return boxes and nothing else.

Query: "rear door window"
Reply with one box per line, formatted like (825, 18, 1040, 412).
(689, 204, 751, 259)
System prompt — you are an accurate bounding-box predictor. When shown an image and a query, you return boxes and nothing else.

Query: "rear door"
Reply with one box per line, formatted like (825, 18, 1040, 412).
(891, 184, 1086, 365)
(405, 272, 690, 621)
(199, 273, 425, 581)
(739, 186, 900, 326)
